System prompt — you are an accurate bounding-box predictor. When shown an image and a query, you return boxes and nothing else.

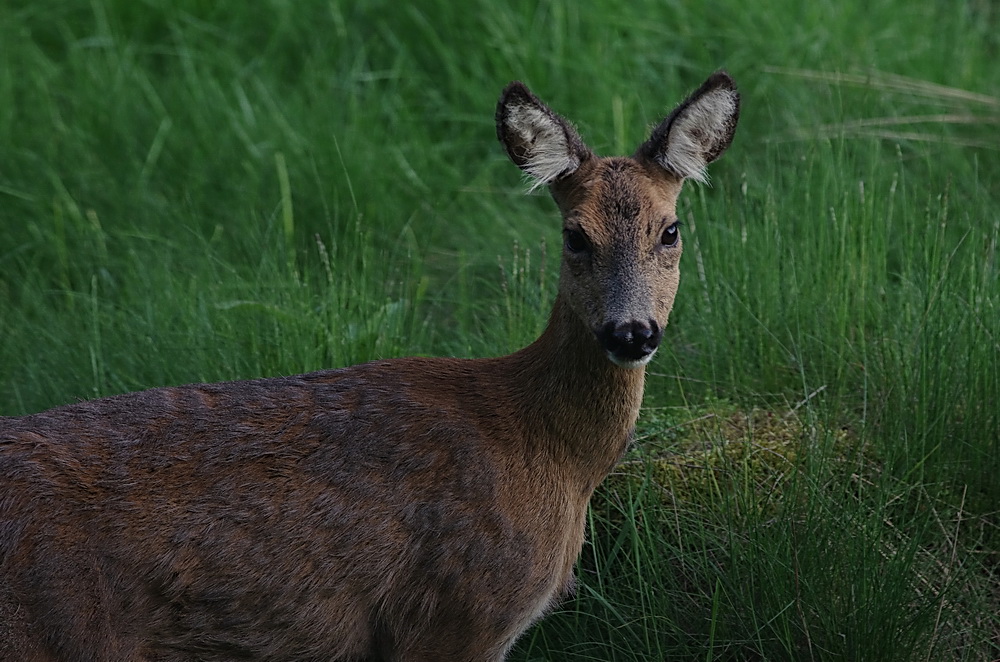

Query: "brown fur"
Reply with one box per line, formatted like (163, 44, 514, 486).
(0, 73, 739, 661)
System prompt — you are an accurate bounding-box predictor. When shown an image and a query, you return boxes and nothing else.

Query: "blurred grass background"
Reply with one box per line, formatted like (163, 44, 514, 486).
(1, 1, 998, 659)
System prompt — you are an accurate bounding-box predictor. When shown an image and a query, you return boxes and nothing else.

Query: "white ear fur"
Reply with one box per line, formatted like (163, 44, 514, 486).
(655, 86, 739, 183)
(503, 103, 582, 192)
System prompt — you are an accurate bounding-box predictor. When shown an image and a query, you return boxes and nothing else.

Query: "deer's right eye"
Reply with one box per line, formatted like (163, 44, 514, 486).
(564, 229, 589, 254)
(660, 221, 681, 247)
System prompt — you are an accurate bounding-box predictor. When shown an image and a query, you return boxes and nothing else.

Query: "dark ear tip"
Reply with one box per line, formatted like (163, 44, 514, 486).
(705, 70, 737, 90)
(498, 81, 534, 109)
(502, 80, 529, 94)
(708, 69, 736, 89)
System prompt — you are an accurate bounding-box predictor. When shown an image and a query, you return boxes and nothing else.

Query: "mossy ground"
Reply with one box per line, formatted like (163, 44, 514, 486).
(615, 401, 862, 515)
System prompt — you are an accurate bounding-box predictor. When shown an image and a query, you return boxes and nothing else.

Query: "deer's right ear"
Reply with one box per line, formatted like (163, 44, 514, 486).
(496, 82, 592, 191)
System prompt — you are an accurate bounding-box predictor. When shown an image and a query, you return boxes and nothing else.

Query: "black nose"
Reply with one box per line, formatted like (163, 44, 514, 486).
(596, 319, 662, 363)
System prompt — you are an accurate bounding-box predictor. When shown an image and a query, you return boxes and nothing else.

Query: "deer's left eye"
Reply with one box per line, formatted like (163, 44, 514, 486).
(660, 222, 681, 247)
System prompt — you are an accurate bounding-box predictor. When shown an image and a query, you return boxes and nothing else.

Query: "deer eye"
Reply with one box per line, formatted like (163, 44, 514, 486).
(564, 228, 589, 254)
(660, 221, 681, 247)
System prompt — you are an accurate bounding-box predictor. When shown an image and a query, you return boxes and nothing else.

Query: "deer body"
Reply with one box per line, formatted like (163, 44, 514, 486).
(0, 73, 738, 661)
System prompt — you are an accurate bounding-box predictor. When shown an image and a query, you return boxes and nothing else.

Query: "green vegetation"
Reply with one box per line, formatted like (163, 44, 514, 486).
(2, 0, 997, 659)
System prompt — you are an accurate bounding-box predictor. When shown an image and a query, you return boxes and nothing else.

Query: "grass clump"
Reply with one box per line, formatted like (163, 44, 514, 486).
(618, 400, 860, 516)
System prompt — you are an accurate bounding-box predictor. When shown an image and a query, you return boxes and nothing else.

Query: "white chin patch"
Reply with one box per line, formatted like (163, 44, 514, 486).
(607, 349, 656, 370)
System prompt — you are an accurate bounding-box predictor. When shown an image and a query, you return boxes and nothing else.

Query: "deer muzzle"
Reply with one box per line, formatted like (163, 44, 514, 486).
(596, 319, 662, 368)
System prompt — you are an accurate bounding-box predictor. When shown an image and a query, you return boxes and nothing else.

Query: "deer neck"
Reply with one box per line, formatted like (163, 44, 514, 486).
(504, 295, 646, 486)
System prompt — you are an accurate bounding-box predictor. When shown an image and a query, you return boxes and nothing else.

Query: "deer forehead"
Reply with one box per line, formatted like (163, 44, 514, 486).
(560, 158, 681, 243)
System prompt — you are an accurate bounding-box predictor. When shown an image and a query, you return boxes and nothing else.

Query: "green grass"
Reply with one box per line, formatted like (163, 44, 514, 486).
(1, 0, 998, 659)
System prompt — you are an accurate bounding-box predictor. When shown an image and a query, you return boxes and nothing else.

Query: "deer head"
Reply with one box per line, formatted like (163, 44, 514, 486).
(497, 72, 740, 368)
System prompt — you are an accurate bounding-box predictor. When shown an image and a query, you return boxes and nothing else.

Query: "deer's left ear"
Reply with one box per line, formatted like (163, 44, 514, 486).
(637, 72, 740, 183)
(496, 82, 593, 191)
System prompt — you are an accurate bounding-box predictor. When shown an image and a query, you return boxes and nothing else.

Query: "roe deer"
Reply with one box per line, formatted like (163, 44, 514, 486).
(0, 72, 739, 661)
